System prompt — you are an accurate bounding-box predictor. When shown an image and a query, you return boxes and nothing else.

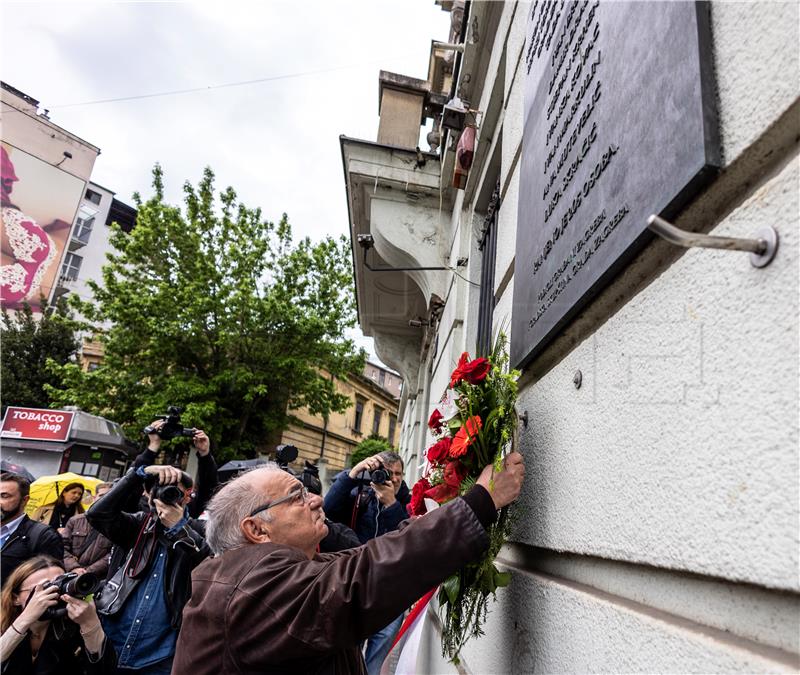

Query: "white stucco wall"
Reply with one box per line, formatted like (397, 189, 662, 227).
(405, 0, 800, 672)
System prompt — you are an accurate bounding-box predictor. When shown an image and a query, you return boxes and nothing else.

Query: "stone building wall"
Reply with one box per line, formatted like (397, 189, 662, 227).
(396, 2, 799, 672)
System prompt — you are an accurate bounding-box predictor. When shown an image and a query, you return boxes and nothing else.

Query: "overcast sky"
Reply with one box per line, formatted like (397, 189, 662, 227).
(1, 0, 452, 364)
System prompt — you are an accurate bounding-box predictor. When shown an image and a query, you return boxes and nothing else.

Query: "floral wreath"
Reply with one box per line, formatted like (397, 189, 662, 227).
(407, 333, 519, 662)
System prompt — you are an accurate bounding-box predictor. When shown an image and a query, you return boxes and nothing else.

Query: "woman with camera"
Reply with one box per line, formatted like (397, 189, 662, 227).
(32, 482, 86, 533)
(0, 555, 116, 674)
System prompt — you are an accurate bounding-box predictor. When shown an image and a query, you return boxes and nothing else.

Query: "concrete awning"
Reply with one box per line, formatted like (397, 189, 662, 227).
(340, 136, 454, 400)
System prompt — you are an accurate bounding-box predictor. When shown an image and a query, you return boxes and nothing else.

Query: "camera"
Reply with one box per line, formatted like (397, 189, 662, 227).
(143, 406, 197, 441)
(144, 469, 192, 507)
(298, 460, 322, 496)
(275, 444, 299, 470)
(274, 446, 322, 495)
(39, 572, 101, 619)
(151, 484, 184, 506)
(354, 463, 391, 486)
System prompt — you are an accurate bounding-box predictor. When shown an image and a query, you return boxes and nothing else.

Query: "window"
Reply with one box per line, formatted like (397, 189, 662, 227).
(378, 370, 386, 388)
(354, 397, 365, 433)
(60, 252, 83, 281)
(476, 180, 500, 356)
(73, 205, 97, 244)
(388, 414, 397, 446)
(372, 407, 383, 436)
(85, 188, 102, 205)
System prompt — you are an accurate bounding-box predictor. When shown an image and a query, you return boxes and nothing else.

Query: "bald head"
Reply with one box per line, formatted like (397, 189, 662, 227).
(205, 464, 284, 555)
(205, 465, 328, 559)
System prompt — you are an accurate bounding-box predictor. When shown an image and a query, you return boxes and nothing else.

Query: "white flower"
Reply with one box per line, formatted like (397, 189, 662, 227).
(438, 388, 461, 421)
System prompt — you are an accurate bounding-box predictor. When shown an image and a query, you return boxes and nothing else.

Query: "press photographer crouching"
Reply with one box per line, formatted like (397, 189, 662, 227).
(86, 457, 211, 675)
(0, 555, 116, 674)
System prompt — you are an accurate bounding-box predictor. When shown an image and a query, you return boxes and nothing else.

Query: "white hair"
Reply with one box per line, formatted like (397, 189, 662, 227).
(205, 464, 284, 556)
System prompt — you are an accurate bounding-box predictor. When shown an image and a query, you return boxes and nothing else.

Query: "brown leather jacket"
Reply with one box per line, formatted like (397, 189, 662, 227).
(61, 512, 113, 577)
(173, 486, 496, 675)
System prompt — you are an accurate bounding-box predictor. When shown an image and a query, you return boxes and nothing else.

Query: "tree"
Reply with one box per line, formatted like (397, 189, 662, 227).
(1, 298, 80, 412)
(350, 435, 396, 467)
(47, 165, 365, 462)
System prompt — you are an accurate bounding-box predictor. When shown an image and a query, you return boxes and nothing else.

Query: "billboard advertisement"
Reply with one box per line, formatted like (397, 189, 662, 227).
(1, 142, 86, 312)
(1, 406, 76, 442)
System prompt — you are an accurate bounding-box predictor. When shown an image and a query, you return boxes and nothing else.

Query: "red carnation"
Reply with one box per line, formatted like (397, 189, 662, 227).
(428, 408, 444, 432)
(410, 477, 431, 516)
(449, 415, 482, 458)
(426, 437, 452, 465)
(442, 460, 467, 488)
(450, 352, 491, 388)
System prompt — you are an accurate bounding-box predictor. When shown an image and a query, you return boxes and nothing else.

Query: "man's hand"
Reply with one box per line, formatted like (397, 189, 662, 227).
(371, 480, 396, 507)
(147, 419, 165, 451)
(476, 451, 525, 509)
(192, 430, 210, 457)
(153, 498, 185, 529)
(348, 454, 383, 480)
(143, 464, 183, 485)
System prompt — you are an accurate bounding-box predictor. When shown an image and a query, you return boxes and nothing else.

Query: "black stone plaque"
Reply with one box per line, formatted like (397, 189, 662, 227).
(512, 0, 720, 369)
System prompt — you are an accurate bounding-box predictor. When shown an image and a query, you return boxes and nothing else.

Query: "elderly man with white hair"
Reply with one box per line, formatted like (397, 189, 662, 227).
(172, 452, 525, 674)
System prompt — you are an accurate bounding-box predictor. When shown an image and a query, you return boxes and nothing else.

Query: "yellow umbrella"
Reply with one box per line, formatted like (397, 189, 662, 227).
(25, 472, 103, 515)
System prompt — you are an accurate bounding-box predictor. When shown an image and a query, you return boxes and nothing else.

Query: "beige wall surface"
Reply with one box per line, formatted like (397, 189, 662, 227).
(1, 92, 99, 183)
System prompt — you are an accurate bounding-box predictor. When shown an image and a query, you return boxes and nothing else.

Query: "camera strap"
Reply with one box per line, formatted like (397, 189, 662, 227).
(126, 513, 157, 579)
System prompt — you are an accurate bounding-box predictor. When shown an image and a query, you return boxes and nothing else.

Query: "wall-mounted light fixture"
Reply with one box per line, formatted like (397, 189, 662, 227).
(357, 231, 451, 273)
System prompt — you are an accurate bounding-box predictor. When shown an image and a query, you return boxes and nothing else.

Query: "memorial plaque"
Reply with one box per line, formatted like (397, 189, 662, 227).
(512, 1, 720, 369)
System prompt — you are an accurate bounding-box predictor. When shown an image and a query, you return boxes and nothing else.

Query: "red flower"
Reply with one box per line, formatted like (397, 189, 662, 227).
(428, 408, 444, 432)
(424, 482, 459, 504)
(426, 437, 452, 465)
(442, 460, 467, 488)
(410, 477, 431, 516)
(449, 352, 491, 388)
(449, 415, 482, 458)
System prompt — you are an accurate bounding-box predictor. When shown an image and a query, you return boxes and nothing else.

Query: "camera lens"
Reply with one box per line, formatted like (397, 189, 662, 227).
(155, 484, 183, 505)
(371, 468, 389, 484)
(64, 573, 100, 597)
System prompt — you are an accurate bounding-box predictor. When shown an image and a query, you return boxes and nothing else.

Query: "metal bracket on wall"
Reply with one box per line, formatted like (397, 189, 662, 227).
(647, 215, 779, 268)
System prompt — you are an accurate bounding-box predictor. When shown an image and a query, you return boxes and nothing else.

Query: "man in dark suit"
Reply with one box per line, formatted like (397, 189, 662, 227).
(0, 472, 64, 586)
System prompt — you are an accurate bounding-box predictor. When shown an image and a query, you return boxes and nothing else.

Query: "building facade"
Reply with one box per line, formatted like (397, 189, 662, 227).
(278, 362, 401, 483)
(342, 1, 799, 672)
(1, 82, 100, 313)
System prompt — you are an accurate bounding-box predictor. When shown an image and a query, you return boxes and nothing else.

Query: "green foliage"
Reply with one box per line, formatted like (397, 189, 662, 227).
(349, 434, 394, 467)
(1, 298, 80, 411)
(46, 165, 365, 462)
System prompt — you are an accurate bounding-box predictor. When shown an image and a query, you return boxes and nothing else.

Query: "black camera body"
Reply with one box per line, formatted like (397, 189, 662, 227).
(298, 460, 322, 496)
(274, 445, 322, 495)
(354, 464, 391, 486)
(144, 406, 197, 441)
(275, 444, 299, 470)
(144, 469, 192, 507)
(151, 483, 184, 506)
(40, 572, 101, 620)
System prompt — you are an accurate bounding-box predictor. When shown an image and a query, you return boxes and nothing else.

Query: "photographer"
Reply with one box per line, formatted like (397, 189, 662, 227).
(134, 418, 219, 519)
(0, 555, 116, 674)
(86, 462, 211, 674)
(323, 451, 410, 674)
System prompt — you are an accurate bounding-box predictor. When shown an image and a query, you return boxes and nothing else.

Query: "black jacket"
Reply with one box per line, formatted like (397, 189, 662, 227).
(133, 448, 219, 518)
(86, 469, 211, 629)
(1, 618, 116, 675)
(0, 515, 64, 587)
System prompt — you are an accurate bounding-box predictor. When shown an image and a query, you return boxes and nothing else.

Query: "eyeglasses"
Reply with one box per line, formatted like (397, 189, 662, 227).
(248, 485, 309, 518)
